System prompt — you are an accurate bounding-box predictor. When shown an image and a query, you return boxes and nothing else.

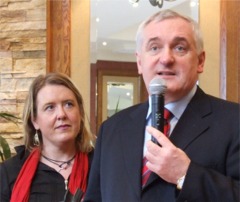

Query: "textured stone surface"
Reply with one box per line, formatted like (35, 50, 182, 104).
(0, 0, 47, 155)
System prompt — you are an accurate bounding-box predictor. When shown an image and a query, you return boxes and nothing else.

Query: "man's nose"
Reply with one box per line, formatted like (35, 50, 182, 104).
(159, 48, 174, 65)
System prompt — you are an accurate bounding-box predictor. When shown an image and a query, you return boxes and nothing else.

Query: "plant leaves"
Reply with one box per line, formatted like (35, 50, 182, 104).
(0, 113, 20, 125)
(0, 136, 11, 160)
(115, 96, 120, 114)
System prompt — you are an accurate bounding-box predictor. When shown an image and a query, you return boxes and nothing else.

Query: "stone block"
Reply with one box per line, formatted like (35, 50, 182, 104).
(11, 42, 46, 52)
(0, 57, 12, 72)
(0, 77, 18, 91)
(14, 77, 35, 91)
(0, 21, 46, 32)
(0, 10, 26, 23)
(14, 58, 45, 71)
(7, 0, 45, 11)
(0, 0, 9, 7)
(27, 8, 46, 21)
(12, 50, 46, 59)
(0, 122, 21, 133)
(0, 30, 46, 38)
(16, 90, 28, 100)
(0, 91, 16, 100)
(0, 40, 11, 51)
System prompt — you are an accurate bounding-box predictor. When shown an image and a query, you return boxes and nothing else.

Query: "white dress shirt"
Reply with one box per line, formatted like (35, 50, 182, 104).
(143, 85, 197, 156)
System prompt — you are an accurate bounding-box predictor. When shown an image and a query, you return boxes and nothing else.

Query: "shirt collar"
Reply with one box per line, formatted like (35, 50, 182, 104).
(147, 85, 197, 120)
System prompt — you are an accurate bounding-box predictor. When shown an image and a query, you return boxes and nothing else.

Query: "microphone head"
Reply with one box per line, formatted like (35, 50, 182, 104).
(149, 77, 166, 95)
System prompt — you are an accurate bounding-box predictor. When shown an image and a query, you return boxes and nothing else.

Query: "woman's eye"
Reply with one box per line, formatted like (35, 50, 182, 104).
(65, 101, 73, 108)
(45, 105, 54, 111)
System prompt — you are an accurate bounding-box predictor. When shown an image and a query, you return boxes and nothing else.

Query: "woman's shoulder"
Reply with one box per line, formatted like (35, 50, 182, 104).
(0, 145, 29, 175)
(0, 145, 29, 200)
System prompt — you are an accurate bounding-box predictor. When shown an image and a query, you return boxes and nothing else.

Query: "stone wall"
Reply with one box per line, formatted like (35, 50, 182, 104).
(0, 0, 46, 154)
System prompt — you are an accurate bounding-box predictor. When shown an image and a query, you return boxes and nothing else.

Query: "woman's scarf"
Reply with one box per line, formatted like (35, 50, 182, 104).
(10, 148, 89, 202)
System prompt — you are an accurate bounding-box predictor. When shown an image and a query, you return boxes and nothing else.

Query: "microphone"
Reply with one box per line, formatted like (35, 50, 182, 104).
(149, 77, 166, 144)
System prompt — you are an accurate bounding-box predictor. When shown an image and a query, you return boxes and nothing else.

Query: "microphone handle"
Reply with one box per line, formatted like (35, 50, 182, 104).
(151, 94, 164, 144)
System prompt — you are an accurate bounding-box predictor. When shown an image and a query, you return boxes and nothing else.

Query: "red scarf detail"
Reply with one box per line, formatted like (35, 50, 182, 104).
(10, 148, 89, 202)
(68, 152, 89, 195)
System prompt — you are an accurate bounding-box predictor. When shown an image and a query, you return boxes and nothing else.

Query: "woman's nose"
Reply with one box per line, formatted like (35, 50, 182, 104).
(57, 106, 67, 120)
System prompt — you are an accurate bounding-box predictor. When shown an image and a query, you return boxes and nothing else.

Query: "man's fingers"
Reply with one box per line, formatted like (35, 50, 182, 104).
(146, 126, 170, 147)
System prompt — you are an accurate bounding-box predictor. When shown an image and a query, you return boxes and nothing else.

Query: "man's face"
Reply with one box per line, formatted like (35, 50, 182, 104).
(136, 17, 205, 103)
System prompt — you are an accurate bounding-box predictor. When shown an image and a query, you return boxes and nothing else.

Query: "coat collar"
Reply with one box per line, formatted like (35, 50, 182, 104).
(170, 87, 212, 149)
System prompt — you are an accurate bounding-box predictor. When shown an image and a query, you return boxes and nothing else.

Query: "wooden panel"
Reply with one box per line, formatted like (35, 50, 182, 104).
(90, 60, 148, 134)
(90, 63, 97, 135)
(220, 0, 240, 103)
(47, 0, 71, 75)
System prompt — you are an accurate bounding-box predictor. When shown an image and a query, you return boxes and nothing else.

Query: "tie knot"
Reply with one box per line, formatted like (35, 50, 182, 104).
(164, 108, 173, 120)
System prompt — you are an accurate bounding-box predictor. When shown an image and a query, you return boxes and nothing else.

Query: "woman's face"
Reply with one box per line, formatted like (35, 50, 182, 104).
(32, 84, 81, 149)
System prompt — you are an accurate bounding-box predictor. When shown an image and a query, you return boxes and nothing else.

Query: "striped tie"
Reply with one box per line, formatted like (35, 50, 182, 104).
(163, 108, 173, 137)
(141, 108, 173, 188)
(141, 156, 151, 188)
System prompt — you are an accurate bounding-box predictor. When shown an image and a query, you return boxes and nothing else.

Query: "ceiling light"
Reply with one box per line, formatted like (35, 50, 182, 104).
(190, 1, 197, 7)
(132, 3, 139, 7)
(129, 0, 139, 7)
(133, 0, 177, 8)
(129, 0, 139, 3)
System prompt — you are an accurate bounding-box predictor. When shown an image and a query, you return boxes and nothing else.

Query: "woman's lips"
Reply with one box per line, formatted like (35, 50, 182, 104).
(56, 124, 70, 130)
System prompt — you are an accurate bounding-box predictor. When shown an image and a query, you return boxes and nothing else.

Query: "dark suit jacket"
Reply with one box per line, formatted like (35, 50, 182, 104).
(84, 87, 239, 202)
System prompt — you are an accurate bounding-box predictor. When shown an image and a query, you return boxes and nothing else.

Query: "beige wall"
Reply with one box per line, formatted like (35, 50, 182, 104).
(199, 0, 220, 97)
(71, 0, 91, 121)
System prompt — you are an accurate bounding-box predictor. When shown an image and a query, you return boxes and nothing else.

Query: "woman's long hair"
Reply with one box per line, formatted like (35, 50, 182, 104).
(23, 72, 95, 153)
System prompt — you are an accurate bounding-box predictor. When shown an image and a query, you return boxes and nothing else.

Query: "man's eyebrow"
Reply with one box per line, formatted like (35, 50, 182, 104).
(145, 37, 161, 47)
(147, 37, 160, 43)
(146, 36, 189, 44)
(172, 36, 189, 43)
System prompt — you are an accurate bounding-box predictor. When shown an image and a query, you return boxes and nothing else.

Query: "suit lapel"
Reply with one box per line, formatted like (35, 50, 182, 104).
(170, 87, 212, 149)
(119, 102, 148, 197)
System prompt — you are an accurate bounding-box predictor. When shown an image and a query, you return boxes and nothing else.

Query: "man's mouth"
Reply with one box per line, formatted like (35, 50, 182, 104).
(158, 71, 175, 76)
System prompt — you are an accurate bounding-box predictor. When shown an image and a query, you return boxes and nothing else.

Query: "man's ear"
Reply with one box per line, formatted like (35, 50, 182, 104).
(136, 52, 143, 75)
(197, 51, 205, 73)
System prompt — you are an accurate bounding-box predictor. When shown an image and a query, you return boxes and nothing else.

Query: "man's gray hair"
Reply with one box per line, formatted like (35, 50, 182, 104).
(135, 10, 204, 54)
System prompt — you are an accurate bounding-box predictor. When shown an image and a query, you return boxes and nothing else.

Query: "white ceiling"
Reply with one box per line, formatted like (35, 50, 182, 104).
(90, 0, 199, 62)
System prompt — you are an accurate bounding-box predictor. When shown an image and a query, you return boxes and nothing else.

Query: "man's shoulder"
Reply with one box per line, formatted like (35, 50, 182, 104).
(100, 101, 148, 129)
(195, 87, 239, 108)
(206, 93, 239, 109)
(108, 101, 148, 119)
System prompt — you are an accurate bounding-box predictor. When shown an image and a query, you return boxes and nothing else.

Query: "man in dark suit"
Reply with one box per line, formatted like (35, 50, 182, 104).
(84, 10, 239, 202)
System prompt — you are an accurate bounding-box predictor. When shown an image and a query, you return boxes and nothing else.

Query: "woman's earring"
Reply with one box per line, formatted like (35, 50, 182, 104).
(33, 130, 40, 146)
